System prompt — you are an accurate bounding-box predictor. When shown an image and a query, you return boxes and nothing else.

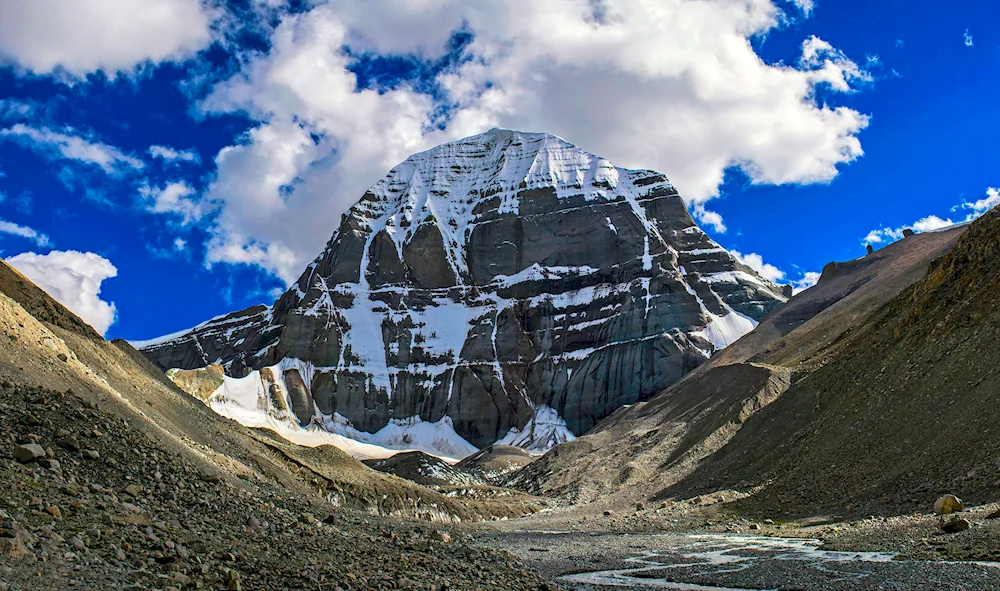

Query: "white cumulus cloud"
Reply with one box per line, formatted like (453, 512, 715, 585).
(731, 248, 819, 295)
(791, 271, 821, 294)
(0, 0, 214, 78)
(5, 250, 118, 336)
(197, 0, 872, 283)
(864, 215, 955, 245)
(692, 205, 728, 234)
(959, 187, 1000, 214)
(791, 0, 815, 16)
(863, 186, 1000, 247)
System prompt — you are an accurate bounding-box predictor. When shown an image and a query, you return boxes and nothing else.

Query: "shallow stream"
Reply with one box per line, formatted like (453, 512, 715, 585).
(494, 531, 1000, 590)
(560, 534, 899, 590)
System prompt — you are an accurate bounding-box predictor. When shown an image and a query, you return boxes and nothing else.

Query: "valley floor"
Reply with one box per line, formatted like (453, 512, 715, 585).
(467, 504, 1000, 590)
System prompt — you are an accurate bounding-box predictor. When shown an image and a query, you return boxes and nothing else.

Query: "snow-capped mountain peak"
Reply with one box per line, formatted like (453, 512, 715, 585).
(138, 129, 789, 459)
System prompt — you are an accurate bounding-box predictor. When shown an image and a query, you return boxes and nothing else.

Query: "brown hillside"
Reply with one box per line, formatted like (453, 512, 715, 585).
(0, 259, 102, 340)
(668, 210, 1000, 517)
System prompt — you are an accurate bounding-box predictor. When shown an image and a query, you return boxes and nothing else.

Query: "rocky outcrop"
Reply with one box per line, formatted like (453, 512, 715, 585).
(165, 364, 225, 401)
(137, 129, 788, 450)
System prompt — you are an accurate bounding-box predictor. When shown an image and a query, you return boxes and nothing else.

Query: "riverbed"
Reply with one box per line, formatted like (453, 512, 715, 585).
(485, 531, 1000, 590)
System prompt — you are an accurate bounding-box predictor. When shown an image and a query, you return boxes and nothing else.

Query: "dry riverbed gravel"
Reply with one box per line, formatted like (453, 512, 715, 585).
(466, 495, 1000, 590)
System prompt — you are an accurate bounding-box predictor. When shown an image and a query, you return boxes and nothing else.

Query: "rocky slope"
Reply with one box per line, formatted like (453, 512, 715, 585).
(664, 209, 1000, 517)
(138, 129, 788, 451)
(457, 446, 537, 486)
(0, 259, 553, 589)
(512, 225, 967, 508)
(364, 452, 489, 488)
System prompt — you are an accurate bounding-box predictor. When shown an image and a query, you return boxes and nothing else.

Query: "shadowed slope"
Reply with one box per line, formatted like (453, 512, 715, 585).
(667, 211, 1000, 517)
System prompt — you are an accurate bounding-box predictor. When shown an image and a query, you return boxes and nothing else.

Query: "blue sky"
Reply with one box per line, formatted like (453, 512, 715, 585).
(0, 0, 997, 340)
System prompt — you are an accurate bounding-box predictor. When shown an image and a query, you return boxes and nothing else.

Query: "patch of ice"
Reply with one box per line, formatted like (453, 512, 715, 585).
(336, 284, 392, 394)
(527, 281, 633, 309)
(496, 404, 576, 454)
(699, 270, 784, 298)
(683, 247, 727, 256)
(206, 373, 406, 459)
(677, 268, 758, 353)
(694, 306, 758, 351)
(211, 371, 266, 412)
(318, 413, 477, 462)
(202, 368, 477, 461)
(409, 297, 490, 360)
(642, 234, 653, 271)
(493, 263, 599, 288)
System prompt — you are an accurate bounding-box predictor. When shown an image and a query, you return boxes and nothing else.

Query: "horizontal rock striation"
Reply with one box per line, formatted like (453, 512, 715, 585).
(138, 129, 788, 449)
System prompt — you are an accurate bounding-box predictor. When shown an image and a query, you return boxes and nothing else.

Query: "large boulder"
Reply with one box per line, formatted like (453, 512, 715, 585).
(934, 494, 964, 515)
(12, 443, 45, 463)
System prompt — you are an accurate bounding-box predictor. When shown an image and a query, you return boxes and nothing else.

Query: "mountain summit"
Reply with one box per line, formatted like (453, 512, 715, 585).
(137, 129, 789, 452)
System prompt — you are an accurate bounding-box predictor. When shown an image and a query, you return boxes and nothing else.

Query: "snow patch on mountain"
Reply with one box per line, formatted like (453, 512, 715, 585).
(696, 306, 759, 351)
(204, 361, 478, 461)
(496, 404, 577, 454)
(320, 414, 478, 462)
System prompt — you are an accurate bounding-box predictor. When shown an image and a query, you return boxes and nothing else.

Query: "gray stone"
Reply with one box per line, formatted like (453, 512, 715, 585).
(12, 443, 44, 463)
(200, 472, 222, 483)
(57, 437, 80, 452)
(39, 458, 60, 471)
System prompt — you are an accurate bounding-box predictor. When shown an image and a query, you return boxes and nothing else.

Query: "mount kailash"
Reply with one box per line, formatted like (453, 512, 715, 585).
(136, 129, 790, 458)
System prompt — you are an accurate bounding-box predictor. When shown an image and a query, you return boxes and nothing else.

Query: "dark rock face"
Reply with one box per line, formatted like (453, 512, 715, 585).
(138, 129, 788, 449)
